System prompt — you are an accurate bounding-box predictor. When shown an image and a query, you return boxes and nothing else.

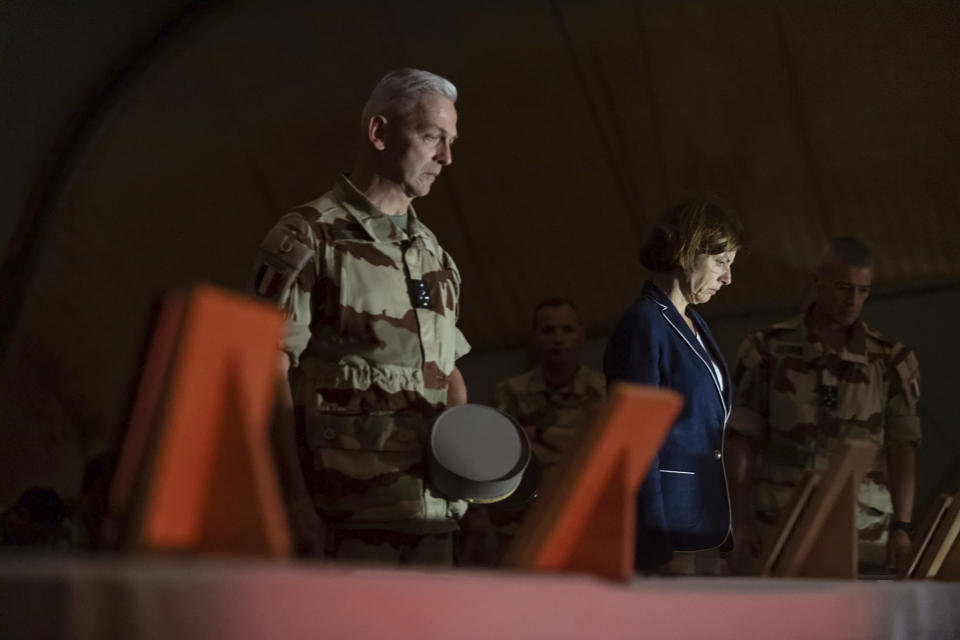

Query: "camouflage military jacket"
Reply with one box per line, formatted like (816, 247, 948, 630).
(494, 366, 605, 467)
(728, 313, 920, 546)
(250, 174, 471, 533)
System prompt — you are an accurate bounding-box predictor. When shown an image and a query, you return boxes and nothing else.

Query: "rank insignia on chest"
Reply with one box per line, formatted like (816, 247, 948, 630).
(817, 384, 839, 409)
(407, 278, 433, 309)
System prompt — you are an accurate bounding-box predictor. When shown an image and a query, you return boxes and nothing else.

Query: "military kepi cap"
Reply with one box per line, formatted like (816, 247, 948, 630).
(428, 404, 531, 503)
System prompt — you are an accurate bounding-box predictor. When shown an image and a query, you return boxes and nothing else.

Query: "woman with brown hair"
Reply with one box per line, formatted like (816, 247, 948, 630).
(603, 197, 743, 573)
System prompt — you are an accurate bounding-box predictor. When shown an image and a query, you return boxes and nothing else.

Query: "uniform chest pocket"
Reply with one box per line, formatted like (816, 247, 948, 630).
(332, 240, 413, 350)
(418, 267, 459, 315)
(836, 377, 886, 425)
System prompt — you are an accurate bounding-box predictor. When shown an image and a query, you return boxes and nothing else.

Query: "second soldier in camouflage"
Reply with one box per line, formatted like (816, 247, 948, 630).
(726, 237, 920, 574)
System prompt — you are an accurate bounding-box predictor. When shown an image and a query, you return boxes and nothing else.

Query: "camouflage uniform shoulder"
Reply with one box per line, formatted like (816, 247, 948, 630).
(493, 368, 538, 413)
(499, 368, 540, 394)
(863, 321, 921, 418)
(736, 314, 803, 365)
(861, 321, 918, 371)
(577, 365, 607, 392)
(267, 191, 339, 243)
(248, 200, 326, 302)
(861, 321, 903, 352)
(763, 314, 804, 337)
(271, 208, 316, 244)
(288, 191, 367, 243)
(758, 314, 805, 348)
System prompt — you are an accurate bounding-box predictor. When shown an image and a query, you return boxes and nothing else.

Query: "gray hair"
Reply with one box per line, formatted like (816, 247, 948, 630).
(817, 236, 873, 273)
(360, 68, 458, 132)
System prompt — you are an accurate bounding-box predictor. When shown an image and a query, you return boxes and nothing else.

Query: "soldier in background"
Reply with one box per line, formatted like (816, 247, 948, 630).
(248, 68, 470, 565)
(460, 299, 604, 563)
(495, 298, 605, 470)
(726, 237, 920, 575)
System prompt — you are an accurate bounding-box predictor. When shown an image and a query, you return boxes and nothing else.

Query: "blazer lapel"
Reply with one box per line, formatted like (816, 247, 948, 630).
(689, 310, 732, 419)
(643, 282, 729, 418)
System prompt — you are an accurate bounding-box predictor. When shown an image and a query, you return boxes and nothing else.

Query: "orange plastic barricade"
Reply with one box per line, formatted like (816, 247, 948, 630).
(102, 285, 292, 557)
(911, 491, 960, 580)
(757, 439, 876, 578)
(503, 383, 682, 581)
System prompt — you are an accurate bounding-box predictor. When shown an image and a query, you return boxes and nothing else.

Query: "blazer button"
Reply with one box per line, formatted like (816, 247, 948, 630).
(713, 449, 722, 460)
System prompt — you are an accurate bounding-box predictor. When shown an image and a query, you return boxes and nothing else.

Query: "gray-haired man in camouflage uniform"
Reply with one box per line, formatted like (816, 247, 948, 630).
(249, 68, 470, 565)
(726, 237, 920, 575)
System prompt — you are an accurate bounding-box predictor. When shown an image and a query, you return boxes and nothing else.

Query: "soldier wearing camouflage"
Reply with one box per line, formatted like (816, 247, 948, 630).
(494, 366, 605, 469)
(729, 315, 920, 558)
(248, 69, 469, 561)
(726, 237, 920, 571)
(252, 174, 471, 533)
(465, 299, 602, 562)
(471, 365, 605, 556)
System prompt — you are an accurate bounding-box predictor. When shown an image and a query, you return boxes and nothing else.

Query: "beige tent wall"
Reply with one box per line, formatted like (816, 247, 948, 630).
(1, 1, 958, 516)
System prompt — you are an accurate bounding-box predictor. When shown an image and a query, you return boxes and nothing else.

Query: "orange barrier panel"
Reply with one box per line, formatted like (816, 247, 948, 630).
(503, 383, 682, 581)
(758, 439, 876, 578)
(913, 490, 960, 580)
(103, 285, 291, 557)
(905, 492, 953, 579)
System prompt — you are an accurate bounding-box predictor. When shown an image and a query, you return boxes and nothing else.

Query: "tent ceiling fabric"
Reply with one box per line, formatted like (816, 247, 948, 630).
(27, 1, 960, 352)
(10, 0, 960, 351)
(2, 1, 959, 495)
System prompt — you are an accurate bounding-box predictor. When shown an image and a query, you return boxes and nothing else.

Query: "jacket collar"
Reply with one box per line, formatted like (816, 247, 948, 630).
(794, 309, 869, 365)
(332, 174, 432, 245)
(642, 280, 731, 416)
(642, 281, 699, 342)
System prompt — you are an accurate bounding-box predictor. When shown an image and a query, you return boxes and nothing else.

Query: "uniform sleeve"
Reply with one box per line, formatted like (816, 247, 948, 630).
(727, 332, 769, 441)
(247, 212, 318, 367)
(885, 344, 921, 445)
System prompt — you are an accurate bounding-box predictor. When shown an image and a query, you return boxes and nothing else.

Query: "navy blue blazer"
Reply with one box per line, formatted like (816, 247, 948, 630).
(603, 281, 732, 568)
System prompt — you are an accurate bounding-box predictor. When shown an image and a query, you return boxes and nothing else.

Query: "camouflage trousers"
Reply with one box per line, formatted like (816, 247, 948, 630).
(326, 527, 455, 566)
(293, 406, 466, 534)
(754, 509, 890, 569)
(754, 474, 892, 568)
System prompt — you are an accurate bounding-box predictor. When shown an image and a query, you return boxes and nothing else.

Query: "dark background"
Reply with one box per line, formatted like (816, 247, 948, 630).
(1, 0, 958, 518)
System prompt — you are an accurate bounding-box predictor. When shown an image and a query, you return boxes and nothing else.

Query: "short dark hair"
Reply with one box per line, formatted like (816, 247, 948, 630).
(532, 298, 581, 328)
(638, 196, 743, 274)
(818, 236, 872, 272)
